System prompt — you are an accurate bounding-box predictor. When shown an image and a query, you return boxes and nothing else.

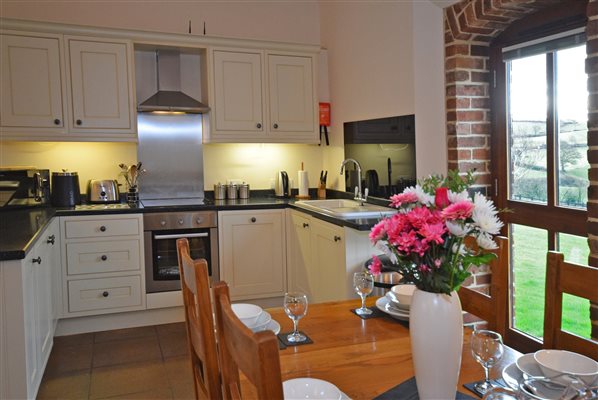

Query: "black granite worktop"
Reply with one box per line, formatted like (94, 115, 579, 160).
(1, 190, 390, 261)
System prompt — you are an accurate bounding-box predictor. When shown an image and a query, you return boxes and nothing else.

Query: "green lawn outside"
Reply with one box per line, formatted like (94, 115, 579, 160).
(511, 225, 591, 340)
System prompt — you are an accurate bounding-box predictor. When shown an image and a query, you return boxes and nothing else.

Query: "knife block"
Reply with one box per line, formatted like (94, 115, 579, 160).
(317, 183, 326, 199)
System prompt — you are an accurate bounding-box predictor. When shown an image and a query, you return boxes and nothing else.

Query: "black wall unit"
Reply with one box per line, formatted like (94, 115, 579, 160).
(343, 114, 415, 144)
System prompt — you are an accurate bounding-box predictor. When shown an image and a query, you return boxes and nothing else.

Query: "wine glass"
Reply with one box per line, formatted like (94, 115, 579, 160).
(471, 329, 504, 395)
(353, 271, 374, 315)
(283, 292, 308, 343)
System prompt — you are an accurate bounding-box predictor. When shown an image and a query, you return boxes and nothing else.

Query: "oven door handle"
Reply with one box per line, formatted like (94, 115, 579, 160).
(154, 233, 209, 240)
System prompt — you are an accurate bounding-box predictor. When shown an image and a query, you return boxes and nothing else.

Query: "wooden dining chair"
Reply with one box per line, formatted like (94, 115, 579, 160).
(459, 236, 509, 337)
(543, 251, 598, 359)
(176, 238, 222, 400)
(212, 281, 284, 400)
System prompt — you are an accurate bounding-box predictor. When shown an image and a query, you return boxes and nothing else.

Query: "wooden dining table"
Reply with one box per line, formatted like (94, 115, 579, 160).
(261, 297, 522, 399)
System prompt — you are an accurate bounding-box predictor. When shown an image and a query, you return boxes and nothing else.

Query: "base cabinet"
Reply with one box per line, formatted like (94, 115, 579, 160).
(287, 209, 377, 303)
(219, 209, 286, 300)
(0, 218, 59, 400)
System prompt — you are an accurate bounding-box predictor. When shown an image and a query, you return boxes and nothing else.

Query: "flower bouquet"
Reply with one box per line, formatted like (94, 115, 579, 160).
(368, 170, 503, 295)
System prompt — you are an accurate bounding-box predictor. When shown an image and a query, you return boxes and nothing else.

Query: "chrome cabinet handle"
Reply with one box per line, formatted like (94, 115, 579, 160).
(47, 235, 55, 245)
(32, 256, 42, 264)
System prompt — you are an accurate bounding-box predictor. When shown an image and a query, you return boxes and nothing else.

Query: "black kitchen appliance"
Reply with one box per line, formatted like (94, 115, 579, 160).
(51, 170, 81, 207)
(0, 168, 50, 208)
(275, 171, 290, 198)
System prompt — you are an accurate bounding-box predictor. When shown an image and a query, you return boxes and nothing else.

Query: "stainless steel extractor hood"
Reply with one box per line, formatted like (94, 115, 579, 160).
(138, 50, 210, 114)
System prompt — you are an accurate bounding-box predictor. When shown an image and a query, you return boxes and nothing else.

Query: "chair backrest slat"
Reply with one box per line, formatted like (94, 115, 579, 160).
(177, 238, 222, 400)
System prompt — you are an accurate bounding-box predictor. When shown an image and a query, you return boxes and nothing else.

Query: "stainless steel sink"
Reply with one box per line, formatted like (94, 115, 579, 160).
(294, 199, 396, 219)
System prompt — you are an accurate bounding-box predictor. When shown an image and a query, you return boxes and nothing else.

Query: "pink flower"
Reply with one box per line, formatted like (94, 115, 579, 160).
(369, 220, 387, 243)
(419, 264, 431, 273)
(406, 206, 433, 229)
(412, 239, 430, 256)
(434, 258, 442, 268)
(435, 187, 450, 209)
(418, 222, 446, 245)
(389, 192, 418, 208)
(392, 230, 419, 254)
(442, 201, 474, 220)
(369, 256, 383, 275)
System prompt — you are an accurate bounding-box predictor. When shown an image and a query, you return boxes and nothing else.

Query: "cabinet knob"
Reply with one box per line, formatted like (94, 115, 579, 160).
(76, 119, 82, 126)
(47, 234, 55, 245)
(100, 225, 107, 232)
(32, 256, 42, 264)
(196, 218, 203, 224)
(251, 217, 257, 223)
(54, 118, 61, 125)
(178, 218, 184, 225)
(256, 122, 262, 129)
(101, 255, 108, 261)
(102, 291, 109, 297)
(334, 235, 341, 242)
(273, 123, 279, 129)
(303, 223, 309, 228)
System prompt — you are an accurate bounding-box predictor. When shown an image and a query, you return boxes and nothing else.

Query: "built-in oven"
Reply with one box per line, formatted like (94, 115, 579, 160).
(143, 211, 218, 293)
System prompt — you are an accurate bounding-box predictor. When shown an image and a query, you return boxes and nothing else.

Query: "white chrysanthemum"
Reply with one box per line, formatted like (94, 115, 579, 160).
(473, 192, 497, 216)
(476, 232, 498, 250)
(404, 185, 434, 206)
(375, 241, 398, 263)
(446, 220, 470, 237)
(448, 189, 470, 204)
(472, 193, 503, 235)
(452, 243, 466, 255)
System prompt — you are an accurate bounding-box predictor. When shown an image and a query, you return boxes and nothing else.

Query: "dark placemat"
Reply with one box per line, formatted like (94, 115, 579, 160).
(463, 379, 508, 398)
(277, 337, 287, 350)
(374, 377, 476, 400)
(277, 331, 313, 347)
(350, 306, 386, 319)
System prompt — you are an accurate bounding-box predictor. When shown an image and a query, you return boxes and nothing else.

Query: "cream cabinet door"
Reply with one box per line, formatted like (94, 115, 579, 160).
(0, 34, 65, 129)
(267, 54, 316, 135)
(287, 211, 313, 297)
(310, 218, 346, 303)
(219, 210, 285, 300)
(212, 50, 264, 134)
(67, 38, 133, 130)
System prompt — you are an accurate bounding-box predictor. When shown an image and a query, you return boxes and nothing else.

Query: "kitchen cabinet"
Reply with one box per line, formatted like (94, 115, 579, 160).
(208, 48, 317, 143)
(60, 214, 145, 317)
(0, 30, 136, 141)
(286, 209, 377, 303)
(219, 209, 286, 300)
(0, 218, 60, 400)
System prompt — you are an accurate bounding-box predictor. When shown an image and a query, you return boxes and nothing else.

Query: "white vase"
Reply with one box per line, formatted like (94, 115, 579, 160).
(410, 288, 463, 400)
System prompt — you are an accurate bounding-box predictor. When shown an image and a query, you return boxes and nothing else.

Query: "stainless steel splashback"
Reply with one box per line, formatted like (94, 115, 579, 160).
(137, 113, 204, 199)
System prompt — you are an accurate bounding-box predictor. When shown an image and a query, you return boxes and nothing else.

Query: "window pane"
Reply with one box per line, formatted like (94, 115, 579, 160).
(511, 224, 547, 338)
(556, 45, 589, 209)
(508, 55, 548, 204)
(557, 233, 591, 339)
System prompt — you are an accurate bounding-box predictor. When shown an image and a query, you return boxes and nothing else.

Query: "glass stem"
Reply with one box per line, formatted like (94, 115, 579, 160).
(360, 294, 367, 310)
(483, 365, 490, 384)
(292, 318, 299, 335)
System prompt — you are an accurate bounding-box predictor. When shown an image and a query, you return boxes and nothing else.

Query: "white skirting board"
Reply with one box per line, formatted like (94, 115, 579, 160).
(55, 306, 184, 336)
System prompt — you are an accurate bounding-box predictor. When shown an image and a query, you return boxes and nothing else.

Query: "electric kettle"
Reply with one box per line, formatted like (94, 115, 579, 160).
(275, 171, 290, 198)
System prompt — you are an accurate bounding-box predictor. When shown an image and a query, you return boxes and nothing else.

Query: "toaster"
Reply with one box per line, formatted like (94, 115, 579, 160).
(87, 179, 120, 203)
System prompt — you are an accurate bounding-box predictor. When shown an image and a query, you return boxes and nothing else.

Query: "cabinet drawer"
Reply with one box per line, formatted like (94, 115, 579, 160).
(65, 218, 139, 238)
(68, 275, 142, 313)
(66, 240, 140, 275)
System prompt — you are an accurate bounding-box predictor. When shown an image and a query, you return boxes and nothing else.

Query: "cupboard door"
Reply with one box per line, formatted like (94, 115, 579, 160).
(67, 38, 132, 130)
(219, 210, 285, 300)
(310, 219, 345, 303)
(213, 50, 264, 133)
(0, 34, 65, 129)
(287, 211, 313, 297)
(267, 54, 315, 134)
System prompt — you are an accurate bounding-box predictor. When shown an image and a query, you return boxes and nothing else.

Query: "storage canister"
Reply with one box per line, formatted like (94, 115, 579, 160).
(239, 183, 250, 199)
(51, 170, 81, 207)
(214, 183, 226, 200)
(226, 184, 238, 200)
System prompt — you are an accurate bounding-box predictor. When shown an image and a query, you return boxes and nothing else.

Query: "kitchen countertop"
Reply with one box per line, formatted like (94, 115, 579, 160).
(0, 191, 390, 261)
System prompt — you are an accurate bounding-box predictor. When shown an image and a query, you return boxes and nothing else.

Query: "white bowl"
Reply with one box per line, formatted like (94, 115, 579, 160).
(390, 284, 416, 307)
(283, 378, 342, 400)
(250, 310, 272, 332)
(515, 353, 543, 377)
(231, 303, 263, 328)
(534, 349, 598, 385)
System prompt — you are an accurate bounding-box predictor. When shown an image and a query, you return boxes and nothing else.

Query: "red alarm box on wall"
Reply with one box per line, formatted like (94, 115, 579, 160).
(319, 102, 331, 127)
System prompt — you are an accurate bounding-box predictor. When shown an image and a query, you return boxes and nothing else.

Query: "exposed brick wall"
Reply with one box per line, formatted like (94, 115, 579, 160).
(446, 0, 597, 339)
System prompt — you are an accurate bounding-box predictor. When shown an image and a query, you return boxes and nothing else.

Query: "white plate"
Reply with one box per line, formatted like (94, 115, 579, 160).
(251, 310, 273, 332)
(267, 319, 281, 335)
(376, 297, 409, 321)
(516, 353, 544, 377)
(385, 292, 410, 311)
(503, 360, 565, 399)
(283, 378, 342, 400)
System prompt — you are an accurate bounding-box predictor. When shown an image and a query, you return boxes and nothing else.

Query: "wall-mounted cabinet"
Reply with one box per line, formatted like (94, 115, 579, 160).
(207, 48, 318, 143)
(0, 30, 136, 141)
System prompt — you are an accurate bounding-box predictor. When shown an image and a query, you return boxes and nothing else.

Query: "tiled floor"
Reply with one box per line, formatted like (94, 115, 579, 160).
(38, 323, 195, 400)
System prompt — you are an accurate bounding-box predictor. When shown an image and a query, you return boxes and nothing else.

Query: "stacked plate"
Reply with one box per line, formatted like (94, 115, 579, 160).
(502, 350, 598, 399)
(231, 303, 281, 334)
(283, 378, 344, 400)
(375, 284, 415, 321)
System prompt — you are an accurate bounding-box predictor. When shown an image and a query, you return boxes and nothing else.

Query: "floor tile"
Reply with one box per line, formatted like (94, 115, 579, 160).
(89, 360, 171, 399)
(156, 322, 186, 337)
(92, 335, 162, 368)
(44, 343, 93, 377)
(36, 370, 91, 400)
(94, 325, 157, 343)
(158, 330, 189, 359)
(163, 356, 195, 399)
(53, 332, 94, 347)
(94, 386, 174, 399)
